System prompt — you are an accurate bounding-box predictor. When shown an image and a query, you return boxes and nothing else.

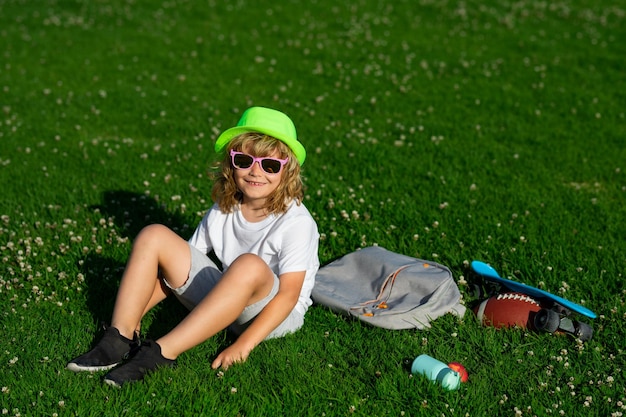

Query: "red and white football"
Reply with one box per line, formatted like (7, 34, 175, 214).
(474, 292, 542, 329)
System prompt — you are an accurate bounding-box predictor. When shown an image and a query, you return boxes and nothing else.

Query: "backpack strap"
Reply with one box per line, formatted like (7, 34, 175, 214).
(350, 265, 412, 317)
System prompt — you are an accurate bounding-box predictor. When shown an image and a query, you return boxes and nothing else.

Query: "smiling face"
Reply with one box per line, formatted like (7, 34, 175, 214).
(211, 132, 303, 217)
(233, 147, 285, 210)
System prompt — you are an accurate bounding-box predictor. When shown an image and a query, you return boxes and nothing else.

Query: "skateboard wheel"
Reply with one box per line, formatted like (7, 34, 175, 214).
(534, 308, 560, 333)
(575, 321, 593, 342)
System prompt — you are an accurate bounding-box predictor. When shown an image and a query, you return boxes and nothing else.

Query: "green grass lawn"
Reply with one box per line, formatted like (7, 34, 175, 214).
(1, 0, 625, 415)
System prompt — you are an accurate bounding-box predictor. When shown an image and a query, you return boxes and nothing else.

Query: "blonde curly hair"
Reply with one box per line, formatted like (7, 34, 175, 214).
(211, 132, 304, 214)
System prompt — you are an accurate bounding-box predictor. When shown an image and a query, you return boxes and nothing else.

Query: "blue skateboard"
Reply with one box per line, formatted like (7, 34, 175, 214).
(472, 261, 595, 341)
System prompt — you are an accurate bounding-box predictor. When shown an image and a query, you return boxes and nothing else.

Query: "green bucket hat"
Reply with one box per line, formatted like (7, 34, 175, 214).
(214, 106, 306, 165)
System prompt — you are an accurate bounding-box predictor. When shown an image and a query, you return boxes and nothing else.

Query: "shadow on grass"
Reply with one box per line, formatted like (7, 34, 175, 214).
(80, 190, 195, 340)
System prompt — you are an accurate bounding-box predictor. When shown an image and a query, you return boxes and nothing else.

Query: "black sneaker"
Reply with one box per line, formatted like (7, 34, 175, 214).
(66, 326, 140, 372)
(103, 340, 176, 387)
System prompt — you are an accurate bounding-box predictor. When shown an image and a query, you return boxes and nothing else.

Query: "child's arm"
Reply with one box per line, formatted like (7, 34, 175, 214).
(211, 271, 305, 370)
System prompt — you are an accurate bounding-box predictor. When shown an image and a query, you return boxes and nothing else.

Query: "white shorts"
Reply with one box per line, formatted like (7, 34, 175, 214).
(163, 244, 304, 339)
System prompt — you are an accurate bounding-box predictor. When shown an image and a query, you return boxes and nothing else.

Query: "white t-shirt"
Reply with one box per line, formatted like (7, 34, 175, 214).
(188, 200, 320, 316)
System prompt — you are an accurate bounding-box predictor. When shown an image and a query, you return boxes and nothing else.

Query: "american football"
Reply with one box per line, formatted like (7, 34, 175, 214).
(474, 292, 542, 329)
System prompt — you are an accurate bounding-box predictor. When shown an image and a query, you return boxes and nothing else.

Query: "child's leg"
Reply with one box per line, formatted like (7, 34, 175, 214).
(101, 253, 277, 385)
(67, 224, 190, 373)
(111, 224, 192, 340)
(155, 253, 275, 359)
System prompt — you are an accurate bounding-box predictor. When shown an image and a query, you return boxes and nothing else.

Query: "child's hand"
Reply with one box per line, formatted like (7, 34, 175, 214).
(211, 342, 253, 370)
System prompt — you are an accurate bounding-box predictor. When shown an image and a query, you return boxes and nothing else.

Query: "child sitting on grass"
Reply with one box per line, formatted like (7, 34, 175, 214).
(67, 106, 320, 386)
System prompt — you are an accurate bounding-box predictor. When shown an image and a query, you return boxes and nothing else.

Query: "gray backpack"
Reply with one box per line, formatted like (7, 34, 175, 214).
(312, 246, 466, 330)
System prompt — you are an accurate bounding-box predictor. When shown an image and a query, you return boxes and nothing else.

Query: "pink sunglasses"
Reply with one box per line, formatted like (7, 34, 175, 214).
(230, 150, 288, 174)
